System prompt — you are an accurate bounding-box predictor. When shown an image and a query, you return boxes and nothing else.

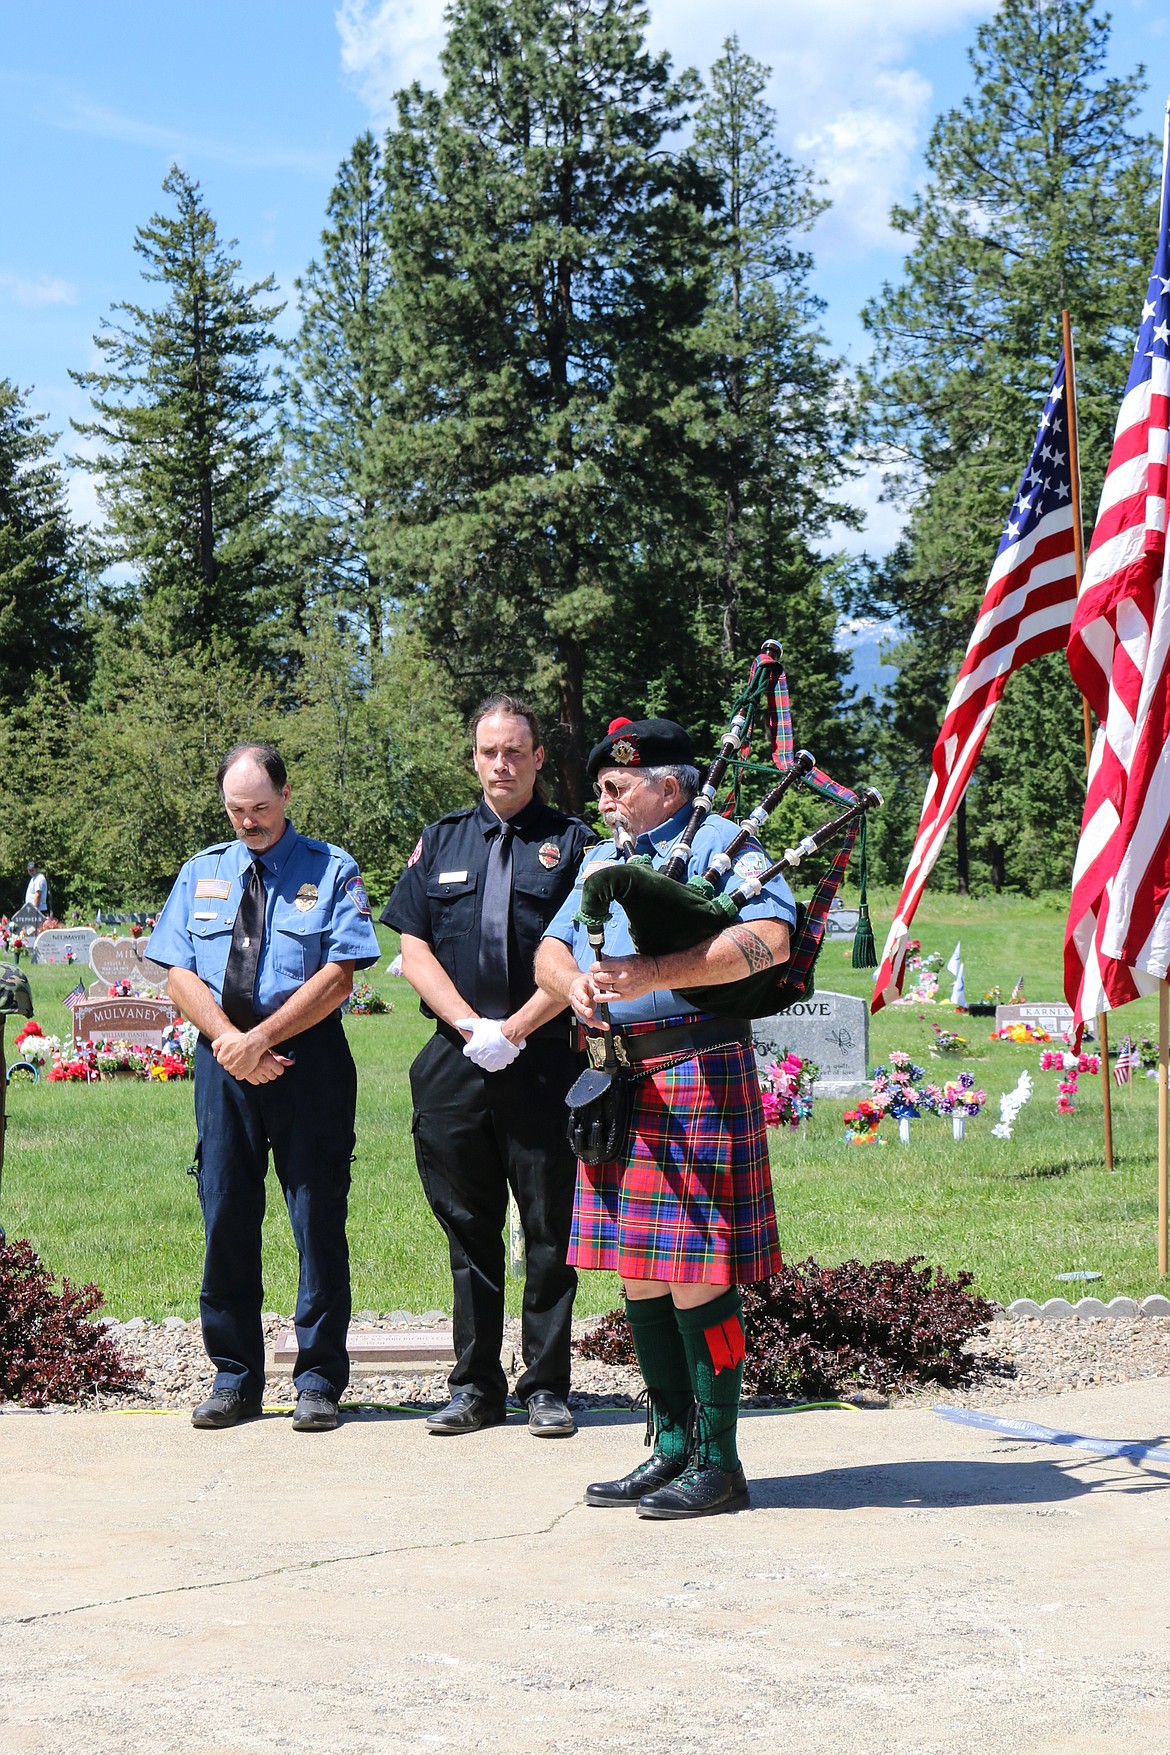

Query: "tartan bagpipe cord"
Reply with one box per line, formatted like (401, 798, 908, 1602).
(722, 651, 876, 980)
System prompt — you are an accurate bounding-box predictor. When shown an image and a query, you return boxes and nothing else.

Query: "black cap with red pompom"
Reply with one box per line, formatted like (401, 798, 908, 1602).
(585, 716, 695, 780)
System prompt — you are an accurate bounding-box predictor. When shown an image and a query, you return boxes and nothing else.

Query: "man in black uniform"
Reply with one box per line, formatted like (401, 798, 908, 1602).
(382, 695, 593, 1437)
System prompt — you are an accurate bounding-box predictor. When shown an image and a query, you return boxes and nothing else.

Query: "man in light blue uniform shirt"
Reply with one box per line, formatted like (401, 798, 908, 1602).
(149, 742, 380, 1434)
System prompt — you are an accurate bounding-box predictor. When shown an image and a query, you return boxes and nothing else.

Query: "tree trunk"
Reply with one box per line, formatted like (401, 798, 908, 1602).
(989, 839, 1005, 894)
(956, 795, 969, 895)
(557, 636, 587, 815)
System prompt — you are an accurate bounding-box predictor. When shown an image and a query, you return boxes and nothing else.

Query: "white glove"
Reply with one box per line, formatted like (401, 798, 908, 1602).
(455, 1017, 525, 1072)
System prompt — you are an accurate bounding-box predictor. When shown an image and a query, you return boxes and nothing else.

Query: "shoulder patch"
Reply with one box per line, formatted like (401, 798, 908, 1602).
(345, 874, 372, 917)
(406, 837, 423, 869)
(734, 848, 768, 880)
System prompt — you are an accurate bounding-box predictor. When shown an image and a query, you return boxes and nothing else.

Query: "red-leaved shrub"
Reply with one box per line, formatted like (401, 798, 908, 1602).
(575, 1255, 999, 1399)
(0, 1238, 142, 1406)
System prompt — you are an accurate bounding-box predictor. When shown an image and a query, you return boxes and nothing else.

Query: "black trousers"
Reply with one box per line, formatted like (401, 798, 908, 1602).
(193, 1014, 356, 1401)
(409, 1031, 579, 1404)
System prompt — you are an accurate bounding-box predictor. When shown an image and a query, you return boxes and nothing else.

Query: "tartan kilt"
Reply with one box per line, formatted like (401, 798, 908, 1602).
(568, 1015, 781, 1285)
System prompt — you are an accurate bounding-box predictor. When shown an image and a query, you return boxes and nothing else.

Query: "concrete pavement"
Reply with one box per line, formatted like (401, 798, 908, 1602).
(3, 1380, 1170, 1753)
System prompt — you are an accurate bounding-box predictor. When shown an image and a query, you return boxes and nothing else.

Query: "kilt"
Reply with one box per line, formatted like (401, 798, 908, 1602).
(568, 1014, 782, 1285)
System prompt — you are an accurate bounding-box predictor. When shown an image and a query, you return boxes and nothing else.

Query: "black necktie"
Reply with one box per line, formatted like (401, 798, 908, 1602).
(221, 859, 266, 1030)
(477, 823, 514, 1019)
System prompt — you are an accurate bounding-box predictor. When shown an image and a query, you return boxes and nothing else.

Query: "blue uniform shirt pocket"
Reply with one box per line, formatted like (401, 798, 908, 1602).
(271, 904, 324, 982)
(189, 916, 234, 993)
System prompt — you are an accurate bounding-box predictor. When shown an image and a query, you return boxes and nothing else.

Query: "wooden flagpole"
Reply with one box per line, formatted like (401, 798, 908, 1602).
(1063, 307, 1115, 1170)
(1160, 981, 1168, 1276)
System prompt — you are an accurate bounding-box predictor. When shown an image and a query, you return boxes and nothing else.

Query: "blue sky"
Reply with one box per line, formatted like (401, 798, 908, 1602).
(2, 0, 1167, 552)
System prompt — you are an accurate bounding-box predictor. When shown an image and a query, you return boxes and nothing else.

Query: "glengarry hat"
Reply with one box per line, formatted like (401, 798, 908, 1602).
(586, 716, 695, 780)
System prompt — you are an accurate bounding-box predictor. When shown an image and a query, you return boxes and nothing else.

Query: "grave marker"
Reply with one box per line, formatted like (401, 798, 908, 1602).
(32, 927, 97, 966)
(995, 1001, 1077, 1041)
(71, 995, 178, 1048)
(88, 937, 168, 989)
(753, 988, 869, 1097)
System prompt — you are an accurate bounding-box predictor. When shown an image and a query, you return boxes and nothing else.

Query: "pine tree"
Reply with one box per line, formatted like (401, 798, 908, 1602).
(71, 166, 286, 655)
(860, 0, 1158, 892)
(281, 133, 398, 655)
(0, 380, 87, 708)
(691, 37, 858, 765)
(373, 0, 719, 808)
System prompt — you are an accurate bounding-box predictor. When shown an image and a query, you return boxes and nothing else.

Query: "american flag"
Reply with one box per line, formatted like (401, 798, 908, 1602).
(62, 980, 86, 1011)
(1113, 1037, 1143, 1086)
(872, 358, 1079, 1011)
(1064, 116, 1170, 1034)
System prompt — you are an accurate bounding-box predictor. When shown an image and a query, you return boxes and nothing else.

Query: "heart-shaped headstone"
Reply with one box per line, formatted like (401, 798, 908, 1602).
(88, 937, 168, 989)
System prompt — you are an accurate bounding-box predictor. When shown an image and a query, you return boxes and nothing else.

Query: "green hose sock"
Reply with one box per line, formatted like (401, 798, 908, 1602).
(624, 1293, 693, 1464)
(675, 1287, 746, 1473)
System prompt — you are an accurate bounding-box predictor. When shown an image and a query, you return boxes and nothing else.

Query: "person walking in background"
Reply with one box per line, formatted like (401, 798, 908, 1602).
(149, 742, 380, 1434)
(24, 862, 47, 915)
(382, 695, 593, 1439)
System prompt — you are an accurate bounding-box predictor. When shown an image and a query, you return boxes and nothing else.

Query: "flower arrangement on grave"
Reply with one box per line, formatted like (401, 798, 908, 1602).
(892, 942, 943, 1006)
(871, 1051, 934, 1119)
(30, 1031, 194, 1083)
(758, 1053, 817, 1129)
(345, 977, 392, 1016)
(930, 1024, 974, 1057)
(129, 923, 143, 938)
(990, 1021, 1051, 1044)
(64, 949, 75, 963)
(107, 980, 133, 998)
(991, 1071, 1034, 1138)
(843, 1098, 886, 1145)
(1039, 1050, 1100, 1115)
(935, 1072, 987, 1120)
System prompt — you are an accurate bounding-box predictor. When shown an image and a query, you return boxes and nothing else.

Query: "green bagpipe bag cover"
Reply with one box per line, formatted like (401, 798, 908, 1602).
(576, 860, 810, 1020)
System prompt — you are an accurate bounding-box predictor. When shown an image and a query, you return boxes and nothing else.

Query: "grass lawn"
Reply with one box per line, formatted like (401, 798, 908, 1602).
(2, 902, 1167, 1320)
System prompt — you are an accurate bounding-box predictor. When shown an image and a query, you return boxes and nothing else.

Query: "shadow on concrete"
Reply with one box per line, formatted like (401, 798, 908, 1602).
(751, 1456, 1170, 1511)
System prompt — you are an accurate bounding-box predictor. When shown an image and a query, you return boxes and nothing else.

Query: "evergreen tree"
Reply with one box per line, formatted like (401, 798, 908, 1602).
(374, 0, 719, 808)
(71, 166, 286, 655)
(691, 37, 858, 766)
(281, 133, 398, 655)
(860, 0, 1157, 892)
(0, 380, 87, 708)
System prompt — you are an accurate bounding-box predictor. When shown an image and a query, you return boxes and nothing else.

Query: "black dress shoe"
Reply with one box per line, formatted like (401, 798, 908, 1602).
(526, 1390, 576, 1437)
(291, 1390, 339, 1432)
(636, 1462, 751, 1519)
(425, 1389, 508, 1435)
(191, 1388, 263, 1430)
(585, 1452, 688, 1506)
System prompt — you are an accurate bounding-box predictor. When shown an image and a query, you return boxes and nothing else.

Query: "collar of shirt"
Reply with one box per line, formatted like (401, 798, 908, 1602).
(635, 802, 692, 861)
(226, 820, 301, 878)
(475, 796, 545, 839)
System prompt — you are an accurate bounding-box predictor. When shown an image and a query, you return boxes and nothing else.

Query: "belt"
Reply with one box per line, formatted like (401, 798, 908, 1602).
(577, 1017, 751, 1071)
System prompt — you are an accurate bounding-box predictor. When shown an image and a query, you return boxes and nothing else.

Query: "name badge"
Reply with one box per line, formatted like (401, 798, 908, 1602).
(194, 910, 219, 920)
(194, 878, 231, 900)
(438, 870, 468, 883)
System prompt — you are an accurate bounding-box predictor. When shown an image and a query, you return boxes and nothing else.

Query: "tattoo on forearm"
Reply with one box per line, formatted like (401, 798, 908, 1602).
(727, 924, 774, 975)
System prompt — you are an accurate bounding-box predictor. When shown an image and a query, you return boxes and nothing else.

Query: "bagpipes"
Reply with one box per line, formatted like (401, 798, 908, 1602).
(574, 641, 883, 1023)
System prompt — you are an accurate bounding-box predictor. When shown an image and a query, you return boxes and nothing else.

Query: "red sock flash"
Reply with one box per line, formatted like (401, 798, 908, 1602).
(704, 1315, 745, 1374)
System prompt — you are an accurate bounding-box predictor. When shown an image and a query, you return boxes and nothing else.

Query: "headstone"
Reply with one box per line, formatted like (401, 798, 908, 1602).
(9, 904, 44, 937)
(821, 906, 860, 943)
(32, 927, 97, 966)
(995, 1001, 1076, 1040)
(88, 936, 168, 989)
(71, 994, 178, 1048)
(753, 989, 869, 1098)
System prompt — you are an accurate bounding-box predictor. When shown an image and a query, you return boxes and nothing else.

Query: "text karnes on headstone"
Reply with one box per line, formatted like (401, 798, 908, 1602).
(753, 989, 869, 1096)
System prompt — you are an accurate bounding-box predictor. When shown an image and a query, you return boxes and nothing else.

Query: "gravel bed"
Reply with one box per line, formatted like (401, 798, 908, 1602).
(5, 1309, 1168, 1417)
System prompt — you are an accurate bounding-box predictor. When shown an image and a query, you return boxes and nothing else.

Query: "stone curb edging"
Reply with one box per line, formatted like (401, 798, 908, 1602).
(1004, 1295, 1170, 1320)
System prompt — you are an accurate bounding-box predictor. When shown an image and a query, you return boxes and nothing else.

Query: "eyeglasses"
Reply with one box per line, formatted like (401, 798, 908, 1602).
(592, 776, 648, 802)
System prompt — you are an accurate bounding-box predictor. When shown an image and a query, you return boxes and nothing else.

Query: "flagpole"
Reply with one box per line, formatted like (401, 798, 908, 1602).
(1160, 982, 1169, 1275)
(1063, 306, 1115, 1170)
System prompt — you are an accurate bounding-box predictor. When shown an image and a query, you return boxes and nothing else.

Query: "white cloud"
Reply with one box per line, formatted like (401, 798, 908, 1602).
(820, 462, 908, 559)
(335, 0, 448, 121)
(795, 70, 933, 253)
(0, 270, 76, 307)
